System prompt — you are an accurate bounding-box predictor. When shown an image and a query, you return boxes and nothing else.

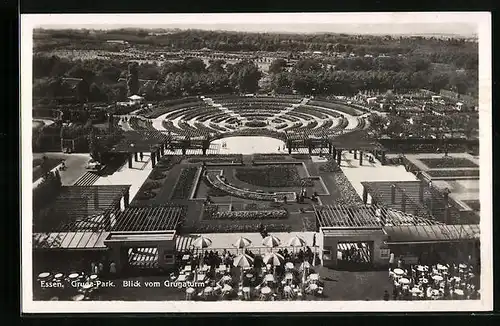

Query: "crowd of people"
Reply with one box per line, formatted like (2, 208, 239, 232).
(386, 257, 479, 300)
(174, 247, 323, 301)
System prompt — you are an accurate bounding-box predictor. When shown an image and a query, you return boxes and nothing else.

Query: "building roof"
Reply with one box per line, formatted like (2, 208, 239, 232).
(322, 227, 386, 238)
(33, 231, 109, 250)
(112, 205, 186, 232)
(104, 231, 176, 244)
(361, 180, 463, 224)
(33, 185, 130, 233)
(110, 130, 169, 153)
(384, 224, 480, 244)
(329, 130, 384, 151)
(314, 204, 442, 229)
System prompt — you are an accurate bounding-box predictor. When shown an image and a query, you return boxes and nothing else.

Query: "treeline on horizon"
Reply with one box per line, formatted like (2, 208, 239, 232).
(34, 28, 478, 56)
(32, 28, 478, 104)
(32, 55, 477, 105)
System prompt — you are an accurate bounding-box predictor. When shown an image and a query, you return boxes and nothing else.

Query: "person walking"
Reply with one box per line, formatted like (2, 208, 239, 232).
(109, 261, 117, 275)
(389, 252, 395, 269)
(383, 290, 390, 301)
(98, 262, 104, 275)
(139, 152, 144, 161)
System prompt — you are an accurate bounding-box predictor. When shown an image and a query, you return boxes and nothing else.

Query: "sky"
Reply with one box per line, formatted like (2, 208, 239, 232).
(28, 13, 481, 37)
(38, 23, 477, 37)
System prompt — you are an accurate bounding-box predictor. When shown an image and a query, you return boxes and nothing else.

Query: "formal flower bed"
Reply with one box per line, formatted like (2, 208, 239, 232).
(202, 176, 229, 197)
(206, 173, 295, 201)
(155, 156, 182, 171)
(203, 205, 288, 220)
(186, 223, 292, 233)
(150, 170, 167, 180)
(243, 202, 283, 210)
(291, 154, 310, 159)
(420, 157, 478, 169)
(252, 154, 290, 161)
(319, 155, 341, 172)
(427, 169, 479, 178)
(245, 120, 267, 128)
(134, 190, 157, 201)
(171, 167, 198, 200)
(235, 165, 301, 187)
(188, 155, 243, 164)
(332, 170, 363, 205)
(300, 178, 315, 187)
(142, 181, 162, 191)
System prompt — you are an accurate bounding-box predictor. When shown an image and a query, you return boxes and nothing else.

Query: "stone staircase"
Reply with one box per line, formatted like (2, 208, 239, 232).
(271, 97, 309, 121)
(203, 97, 246, 124)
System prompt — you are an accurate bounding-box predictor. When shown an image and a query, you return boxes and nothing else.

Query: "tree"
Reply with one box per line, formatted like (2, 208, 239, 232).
(207, 59, 226, 73)
(184, 58, 206, 73)
(126, 62, 139, 96)
(294, 58, 323, 72)
(236, 61, 262, 93)
(76, 79, 90, 103)
(98, 66, 122, 83)
(268, 58, 287, 74)
(89, 83, 107, 102)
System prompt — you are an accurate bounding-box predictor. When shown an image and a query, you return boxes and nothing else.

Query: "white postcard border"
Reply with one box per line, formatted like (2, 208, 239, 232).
(21, 12, 492, 313)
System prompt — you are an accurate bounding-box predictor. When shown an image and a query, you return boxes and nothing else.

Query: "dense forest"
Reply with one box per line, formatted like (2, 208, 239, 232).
(32, 28, 478, 102)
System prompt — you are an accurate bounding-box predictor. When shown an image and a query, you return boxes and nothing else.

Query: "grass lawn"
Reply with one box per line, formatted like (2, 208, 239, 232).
(33, 157, 62, 181)
(427, 169, 479, 178)
(33, 153, 91, 185)
(235, 165, 301, 188)
(420, 157, 478, 169)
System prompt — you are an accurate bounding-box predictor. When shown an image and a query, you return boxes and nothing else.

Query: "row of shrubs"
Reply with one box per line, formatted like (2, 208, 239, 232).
(245, 120, 268, 128)
(171, 167, 198, 200)
(184, 223, 292, 233)
(204, 206, 289, 220)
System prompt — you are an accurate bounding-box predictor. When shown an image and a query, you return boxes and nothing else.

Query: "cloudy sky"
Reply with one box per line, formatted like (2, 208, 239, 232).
(29, 13, 482, 37)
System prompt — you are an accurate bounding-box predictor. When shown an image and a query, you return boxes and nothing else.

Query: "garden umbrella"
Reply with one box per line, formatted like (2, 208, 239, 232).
(287, 235, 306, 249)
(263, 252, 285, 278)
(233, 254, 254, 268)
(233, 237, 252, 254)
(192, 235, 212, 249)
(233, 253, 254, 286)
(263, 252, 285, 267)
(192, 235, 212, 268)
(288, 235, 307, 282)
(262, 235, 281, 250)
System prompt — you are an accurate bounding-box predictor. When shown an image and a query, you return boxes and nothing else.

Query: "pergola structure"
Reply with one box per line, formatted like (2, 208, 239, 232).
(314, 204, 443, 229)
(328, 130, 387, 166)
(33, 185, 131, 250)
(33, 185, 131, 233)
(32, 186, 186, 253)
(109, 130, 171, 168)
(112, 205, 186, 232)
(360, 180, 466, 225)
(314, 204, 480, 244)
